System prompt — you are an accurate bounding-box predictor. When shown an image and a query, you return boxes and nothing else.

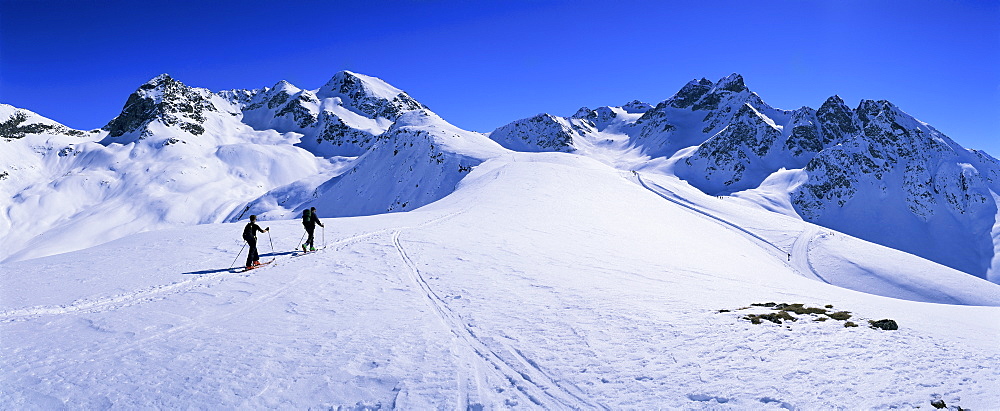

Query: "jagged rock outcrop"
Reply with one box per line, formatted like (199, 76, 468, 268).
(102, 74, 227, 140)
(677, 103, 784, 192)
(489, 113, 592, 152)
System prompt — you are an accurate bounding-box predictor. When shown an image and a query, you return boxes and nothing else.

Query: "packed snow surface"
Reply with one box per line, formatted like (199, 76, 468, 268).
(3, 153, 999, 409)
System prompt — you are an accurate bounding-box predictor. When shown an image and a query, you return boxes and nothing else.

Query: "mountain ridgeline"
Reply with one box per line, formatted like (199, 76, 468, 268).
(486, 74, 1000, 281)
(1, 72, 998, 283)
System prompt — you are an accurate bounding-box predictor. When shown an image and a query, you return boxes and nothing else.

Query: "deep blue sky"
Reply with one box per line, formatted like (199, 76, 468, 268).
(3, 0, 999, 153)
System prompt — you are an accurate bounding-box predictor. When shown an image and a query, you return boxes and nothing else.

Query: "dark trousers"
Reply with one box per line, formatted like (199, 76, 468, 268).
(305, 225, 316, 248)
(246, 237, 259, 267)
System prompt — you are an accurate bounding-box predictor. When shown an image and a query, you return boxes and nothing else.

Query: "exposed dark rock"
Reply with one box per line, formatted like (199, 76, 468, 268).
(868, 319, 898, 331)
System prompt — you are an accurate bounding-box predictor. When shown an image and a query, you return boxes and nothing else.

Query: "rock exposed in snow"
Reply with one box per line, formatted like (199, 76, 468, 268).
(489, 113, 592, 152)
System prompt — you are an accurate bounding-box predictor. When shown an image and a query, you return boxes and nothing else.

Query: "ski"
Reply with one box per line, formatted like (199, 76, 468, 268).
(292, 247, 325, 257)
(232, 259, 274, 273)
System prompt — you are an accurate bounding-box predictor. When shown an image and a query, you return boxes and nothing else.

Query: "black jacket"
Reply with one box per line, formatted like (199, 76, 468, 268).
(243, 222, 264, 241)
(303, 212, 323, 229)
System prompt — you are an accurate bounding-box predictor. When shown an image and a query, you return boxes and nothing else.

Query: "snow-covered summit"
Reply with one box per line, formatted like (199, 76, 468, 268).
(316, 70, 426, 120)
(489, 113, 586, 153)
(0, 104, 94, 140)
(238, 108, 506, 221)
(220, 71, 432, 157)
(622, 100, 653, 114)
(101, 74, 237, 142)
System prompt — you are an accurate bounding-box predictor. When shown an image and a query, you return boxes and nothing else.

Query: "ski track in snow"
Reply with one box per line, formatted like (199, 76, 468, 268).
(10, 263, 314, 379)
(633, 172, 822, 281)
(0, 216, 458, 324)
(4, 158, 1000, 408)
(392, 229, 606, 410)
(790, 225, 828, 284)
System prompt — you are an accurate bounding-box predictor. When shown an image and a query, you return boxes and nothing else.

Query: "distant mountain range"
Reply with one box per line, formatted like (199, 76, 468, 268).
(2, 71, 998, 283)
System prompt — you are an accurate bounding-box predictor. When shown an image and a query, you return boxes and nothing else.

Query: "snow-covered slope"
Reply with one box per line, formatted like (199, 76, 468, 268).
(224, 70, 426, 157)
(3, 153, 998, 409)
(487, 74, 1000, 282)
(791, 100, 1000, 281)
(241, 109, 508, 220)
(0, 77, 330, 263)
(0, 72, 457, 263)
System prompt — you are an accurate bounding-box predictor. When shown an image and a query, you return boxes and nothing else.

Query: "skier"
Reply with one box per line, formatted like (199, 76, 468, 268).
(301, 207, 324, 252)
(242, 215, 269, 270)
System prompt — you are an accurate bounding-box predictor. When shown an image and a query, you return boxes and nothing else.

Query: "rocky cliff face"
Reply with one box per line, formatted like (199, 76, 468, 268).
(102, 74, 231, 141)
(789, 100, 1000, 278)
(489, 113, 590, 152)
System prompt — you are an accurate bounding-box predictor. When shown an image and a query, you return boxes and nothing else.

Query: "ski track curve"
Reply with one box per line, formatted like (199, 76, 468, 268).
(392, 229, 607, 410)
(632, 172, 826, 283)
(790, 224, 829, 284)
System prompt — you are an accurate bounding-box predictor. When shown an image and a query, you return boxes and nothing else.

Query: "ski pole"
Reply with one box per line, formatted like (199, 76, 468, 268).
(296, 231, 306, 251)
(322, 225, 326, 249)
(268, 230, 274, 254)
(230, 241, 247, 269)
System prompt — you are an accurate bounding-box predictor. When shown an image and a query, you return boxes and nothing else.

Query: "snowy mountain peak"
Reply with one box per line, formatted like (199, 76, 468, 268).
(271, 80, 301, 94)
(622, 100, 653, 114)
(0, 104, 92, 140)
(715, 73, 748, 93)
(665, 78, 715, 109)
(823, 94, 846, 106)
(318, 71, 400, 100)
(665, 73, 755, 114)
(856, 99, 903, 124)
(142, 73, 175, 88)
(816, 95, 860, 143)
(572, 107, 595, 119)
(489, 113, 584, 153)
(102, 74, 223, 139)
(316, 71, 426, 120)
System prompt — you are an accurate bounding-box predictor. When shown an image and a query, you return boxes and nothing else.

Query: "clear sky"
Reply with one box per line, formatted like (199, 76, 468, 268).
(2, 0, 999, 154)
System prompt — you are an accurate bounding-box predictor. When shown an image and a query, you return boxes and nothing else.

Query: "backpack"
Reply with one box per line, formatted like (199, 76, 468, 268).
(302, 209, 311, 224)
(242, 222, 256, 241)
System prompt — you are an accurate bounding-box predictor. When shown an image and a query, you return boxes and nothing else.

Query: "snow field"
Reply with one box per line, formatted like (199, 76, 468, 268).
(3, 154, 999, 409)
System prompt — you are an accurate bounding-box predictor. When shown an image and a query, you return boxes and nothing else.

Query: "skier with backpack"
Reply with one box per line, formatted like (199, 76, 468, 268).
(242, 215, 269, 270)
(301, 207, 324, 252)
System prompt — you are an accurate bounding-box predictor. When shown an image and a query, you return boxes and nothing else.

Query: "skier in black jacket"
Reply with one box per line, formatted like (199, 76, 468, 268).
(302, 207, 324, 252)
(242, 215, 269, 269)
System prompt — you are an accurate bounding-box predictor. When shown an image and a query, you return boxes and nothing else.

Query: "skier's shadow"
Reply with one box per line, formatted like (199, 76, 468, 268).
(183, 268, 232, 275)
(181, 251, 295, 275)
(263, 251, 295, 258)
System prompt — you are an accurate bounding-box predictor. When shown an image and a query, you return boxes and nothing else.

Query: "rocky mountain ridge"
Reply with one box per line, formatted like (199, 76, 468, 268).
(0, 71, 493, 263)
(3, 72, 999, 282)
(487, 74, 1000, 281)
